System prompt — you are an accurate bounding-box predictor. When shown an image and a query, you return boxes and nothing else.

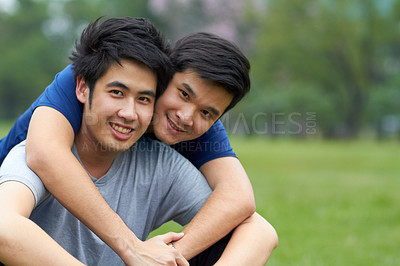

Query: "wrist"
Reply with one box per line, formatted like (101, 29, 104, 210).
(170, 239, 192, 260)
(107, 224, 141, 262)
(115, 234, 142, 263)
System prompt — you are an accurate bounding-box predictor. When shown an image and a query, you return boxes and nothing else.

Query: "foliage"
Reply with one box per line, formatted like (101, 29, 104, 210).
(0, 0, 68, 118)
(1, 0, 400, 139)
(250, 0, 400, 138)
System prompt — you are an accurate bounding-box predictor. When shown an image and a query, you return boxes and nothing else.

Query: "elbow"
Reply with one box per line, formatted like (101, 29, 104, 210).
(261, 214, 278, 251)
(254, 213, 279, 259)
(25, 139, 64, 175)
(238, 187, 256, 218)
(239, 197, 256, 220)
(25, 144, 60, 187)
(246, 195, 257, 216)
(216, 182, 256, 219)
(26, 145, 48, 174)
(269, 222, 279, 250)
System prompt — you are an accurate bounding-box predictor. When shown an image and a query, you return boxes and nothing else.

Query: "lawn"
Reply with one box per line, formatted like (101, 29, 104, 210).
(232, 137, 400, 265)
(1, 121, 399, 265)
(151, 136, 400, 265)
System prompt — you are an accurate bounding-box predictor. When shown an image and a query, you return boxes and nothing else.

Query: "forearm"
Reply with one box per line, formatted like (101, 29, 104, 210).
(0, 181, 83, 265)
(174, 157, 256, 259)
(214, 213, 278, 266)
(0, 211, 84, 265)
(174, 181, 255, 259)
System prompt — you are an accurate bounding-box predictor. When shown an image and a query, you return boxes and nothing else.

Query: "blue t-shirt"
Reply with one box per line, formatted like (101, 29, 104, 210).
(0, 65, 236, 168)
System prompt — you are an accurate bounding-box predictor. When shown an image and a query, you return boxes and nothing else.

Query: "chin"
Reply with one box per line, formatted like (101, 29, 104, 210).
(160, 133, 180, 145)
(161, 136, 177, 145)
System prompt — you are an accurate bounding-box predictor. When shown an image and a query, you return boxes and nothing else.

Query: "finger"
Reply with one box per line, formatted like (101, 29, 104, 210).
(175, 254, 189, 266)
(159, 232, 185, 243)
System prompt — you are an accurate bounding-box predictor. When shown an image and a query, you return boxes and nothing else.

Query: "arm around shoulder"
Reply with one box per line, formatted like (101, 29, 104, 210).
(25, 106, 143, 264)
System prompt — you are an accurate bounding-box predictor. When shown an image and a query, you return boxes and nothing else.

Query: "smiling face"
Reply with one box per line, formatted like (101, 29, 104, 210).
(152, 69, 234, 145)
(76, 59, 156, 156)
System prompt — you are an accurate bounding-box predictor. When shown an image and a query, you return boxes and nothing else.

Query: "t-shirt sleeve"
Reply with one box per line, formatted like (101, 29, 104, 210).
(153, 144, 212, 227)
(0, 141, 50, 207)
(172, 120, 237, 169)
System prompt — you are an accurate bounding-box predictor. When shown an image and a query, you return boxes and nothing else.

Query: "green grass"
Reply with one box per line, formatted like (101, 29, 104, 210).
(232, 137, 400, 265)
(151, 137, 400, 265)
(1, 121, 399, 265)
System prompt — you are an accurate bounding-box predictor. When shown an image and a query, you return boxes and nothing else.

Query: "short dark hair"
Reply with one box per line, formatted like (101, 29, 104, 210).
(169, 32, 250, 113)
(69, 17, 172, 105)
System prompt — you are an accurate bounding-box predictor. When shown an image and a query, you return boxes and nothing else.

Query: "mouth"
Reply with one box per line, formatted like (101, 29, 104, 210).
(166, 115, 186, 133)
(109, 122, 135, 140)
(110, 122, 133, 134)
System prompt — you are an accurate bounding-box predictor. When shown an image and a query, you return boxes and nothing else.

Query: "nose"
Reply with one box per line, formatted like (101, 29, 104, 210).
(118, 98, 138, 122)
(176, 105, 194, 127)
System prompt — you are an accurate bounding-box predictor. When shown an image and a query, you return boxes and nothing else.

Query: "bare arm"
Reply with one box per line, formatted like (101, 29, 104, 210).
(173, 156, 256, 259)
(215, 212, 278, 266)
(0, 181, 84, 265)
(25, 106, 186, 265)
(26, 106, 141, 261)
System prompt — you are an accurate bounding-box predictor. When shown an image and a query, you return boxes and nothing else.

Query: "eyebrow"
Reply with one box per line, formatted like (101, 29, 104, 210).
(182, 82, 220, 117)
(107, 81, 156, 98)
(182, 83, 197, 99)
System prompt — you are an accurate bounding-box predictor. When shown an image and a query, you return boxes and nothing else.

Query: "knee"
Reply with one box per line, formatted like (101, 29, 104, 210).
(252, 212, 279, 250)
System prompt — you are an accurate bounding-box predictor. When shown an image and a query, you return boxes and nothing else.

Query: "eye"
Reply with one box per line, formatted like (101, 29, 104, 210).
(200, 110, 211, 118)
(111, 90, 123, 96)
(179, 89, 189, 100)
(138, 96, 151, 103)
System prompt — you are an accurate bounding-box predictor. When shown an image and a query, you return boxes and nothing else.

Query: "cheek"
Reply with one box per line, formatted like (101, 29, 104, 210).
(160, 91, 180, 109)
(140, 106, 155, 124)
(196, 117, 214, 133)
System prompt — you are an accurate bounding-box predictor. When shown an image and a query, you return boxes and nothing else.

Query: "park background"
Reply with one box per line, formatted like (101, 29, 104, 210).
(0, 0, 399, 265)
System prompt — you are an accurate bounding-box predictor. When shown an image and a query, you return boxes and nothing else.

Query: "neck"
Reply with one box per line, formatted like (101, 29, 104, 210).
(74, 133, 119, 179)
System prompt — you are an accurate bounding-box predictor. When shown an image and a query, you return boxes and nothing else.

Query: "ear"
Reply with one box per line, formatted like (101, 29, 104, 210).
(76, 75, 89, 104)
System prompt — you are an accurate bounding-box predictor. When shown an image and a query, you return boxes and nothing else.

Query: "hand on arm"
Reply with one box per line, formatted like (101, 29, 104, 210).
(132, 232, 188, 266)
(0, 181, 84, 265)
(173, 157, 256, 259)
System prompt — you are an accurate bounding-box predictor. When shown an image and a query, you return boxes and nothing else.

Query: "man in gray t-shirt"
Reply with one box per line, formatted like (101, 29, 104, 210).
(1, 137, 211, 265)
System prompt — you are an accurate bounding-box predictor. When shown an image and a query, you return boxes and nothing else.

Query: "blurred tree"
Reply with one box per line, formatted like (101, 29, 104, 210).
(0, 0, 262, 121)
(251, 0, 400, 138)
(147, 0, 263, 51)
(0, 0, 155, 120)
(0, 0, 68, 119)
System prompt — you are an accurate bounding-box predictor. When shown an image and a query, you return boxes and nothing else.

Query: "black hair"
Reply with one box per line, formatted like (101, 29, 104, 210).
(169, 32, 250, 113)
(69, 17, 172, 106)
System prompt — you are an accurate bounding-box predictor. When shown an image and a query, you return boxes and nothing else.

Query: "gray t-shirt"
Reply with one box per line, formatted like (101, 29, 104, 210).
(0, 137, 212, 265)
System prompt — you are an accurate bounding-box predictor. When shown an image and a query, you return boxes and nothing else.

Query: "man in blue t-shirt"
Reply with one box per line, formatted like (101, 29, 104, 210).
(0, 18, 278, 265)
